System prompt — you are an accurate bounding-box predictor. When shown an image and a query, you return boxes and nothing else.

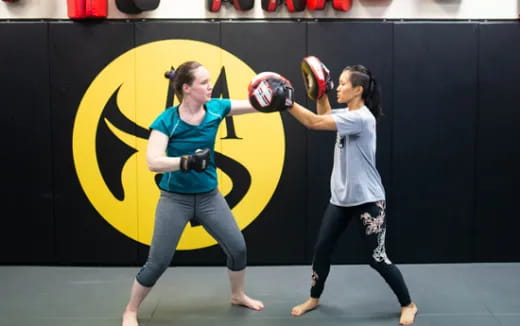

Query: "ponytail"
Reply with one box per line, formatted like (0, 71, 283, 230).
(343, 65, 383, 119)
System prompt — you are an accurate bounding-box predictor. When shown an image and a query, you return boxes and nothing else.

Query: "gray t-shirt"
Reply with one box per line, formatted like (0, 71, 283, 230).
(330, 106, 385, 206)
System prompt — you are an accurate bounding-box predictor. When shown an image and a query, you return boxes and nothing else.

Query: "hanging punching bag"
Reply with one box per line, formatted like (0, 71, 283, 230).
(116, 0, 160, 14)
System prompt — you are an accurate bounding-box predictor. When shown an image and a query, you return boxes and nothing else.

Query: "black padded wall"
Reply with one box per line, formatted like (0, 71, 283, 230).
(49, 22, 139, 264)
(0, 20, 519, 265)
(392, 23, 478, 262)
(476, 22, 520, 262)
(0, 23, 54, 263)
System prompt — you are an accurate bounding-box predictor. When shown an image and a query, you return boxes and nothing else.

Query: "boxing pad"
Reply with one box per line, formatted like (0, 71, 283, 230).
(332, 0, 351, 11)
(116, 0, 159, 14)
(207, 0, 222, 12)
(134, 0, 160, 11)
(307, 0, 326, 10)
(67, 0, 86, 18)
(285, 0, 306, 12)
(248, 72, 294, 112)
(233, 0, 254, 10)
(116, 0, 142, 14)
(208, 0, 253, 12)
(85, 0, 108, 17)
(301, 56, 333, 100)
(261, 0, 279, 12)
(67, 0, 107, 19)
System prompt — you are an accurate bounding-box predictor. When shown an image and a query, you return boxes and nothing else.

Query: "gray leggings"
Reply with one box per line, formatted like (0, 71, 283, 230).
(136, 188, 247, 287)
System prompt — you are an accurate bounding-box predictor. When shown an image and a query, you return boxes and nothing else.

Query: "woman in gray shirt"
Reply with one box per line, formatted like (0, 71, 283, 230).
(287, 64, 417, 325)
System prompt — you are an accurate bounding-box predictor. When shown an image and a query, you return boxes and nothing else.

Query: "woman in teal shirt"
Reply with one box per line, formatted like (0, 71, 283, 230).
(122, 61, 265, 326)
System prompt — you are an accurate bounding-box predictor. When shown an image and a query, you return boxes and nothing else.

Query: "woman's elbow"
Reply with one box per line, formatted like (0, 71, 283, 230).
(147, 164, 161, 173)
(146, 158, 162, 173)
(307, 120, 323, 130)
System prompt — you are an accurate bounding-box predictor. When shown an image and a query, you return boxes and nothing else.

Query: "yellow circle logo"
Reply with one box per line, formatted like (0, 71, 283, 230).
(72, 40, 285, 250)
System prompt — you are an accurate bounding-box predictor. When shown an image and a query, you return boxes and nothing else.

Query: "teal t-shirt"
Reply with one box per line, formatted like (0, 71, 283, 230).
(149, 98, 231, 193)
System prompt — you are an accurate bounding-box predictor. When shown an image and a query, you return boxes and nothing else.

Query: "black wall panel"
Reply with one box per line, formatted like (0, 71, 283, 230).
(476, 23, 520, 261)
(392, 23, 478, 262)
(135, 21, 220, 47)
(49, 22, 140, 265)
(0, 23, 54, 263)
(307, 22, 394, 264)
(221, 22, 308, 264)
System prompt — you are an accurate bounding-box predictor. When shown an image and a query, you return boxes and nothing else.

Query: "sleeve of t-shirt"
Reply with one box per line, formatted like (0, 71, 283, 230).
(149, 109, 172, 136)
(219, 98, 232, 118)
(331, 109, 364, 136)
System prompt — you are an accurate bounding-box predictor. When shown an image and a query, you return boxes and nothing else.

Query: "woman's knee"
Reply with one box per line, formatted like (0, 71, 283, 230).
(227, 243, 247, 271)
(136, 261, 170, 287)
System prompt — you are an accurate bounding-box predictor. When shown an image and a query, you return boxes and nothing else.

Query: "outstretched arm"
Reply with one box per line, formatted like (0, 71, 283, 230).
(288, 102, 337, 131)
(228, 100, 257, 116)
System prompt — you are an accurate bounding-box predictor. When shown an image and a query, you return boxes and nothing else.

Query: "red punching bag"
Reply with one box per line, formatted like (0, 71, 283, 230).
(67, 0, 108, 19)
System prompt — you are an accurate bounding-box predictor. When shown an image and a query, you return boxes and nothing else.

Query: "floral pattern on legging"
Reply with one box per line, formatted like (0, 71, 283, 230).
(360, 200, 386, 235)
(360, 201, 391, 264)
(311, 271, 319, 287)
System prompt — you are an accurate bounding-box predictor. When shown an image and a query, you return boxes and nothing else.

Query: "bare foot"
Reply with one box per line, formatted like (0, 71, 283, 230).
(291, 298, 320, 316)
(122, 310, 138, 326)
(231, 294, 264, 311)
(400, 302, 418, 325)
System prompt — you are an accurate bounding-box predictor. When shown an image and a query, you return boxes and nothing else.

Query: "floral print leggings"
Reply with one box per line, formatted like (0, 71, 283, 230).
(310, 201, 412, 306)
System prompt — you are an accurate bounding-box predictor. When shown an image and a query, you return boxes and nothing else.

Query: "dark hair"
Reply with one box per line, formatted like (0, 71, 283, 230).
(343, 65, 383, 119)
(166, 61, 202, 103)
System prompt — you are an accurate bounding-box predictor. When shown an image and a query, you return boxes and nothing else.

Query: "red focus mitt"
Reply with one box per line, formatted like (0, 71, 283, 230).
(301, 56, 334, 101)
(248, 72, 294, 112)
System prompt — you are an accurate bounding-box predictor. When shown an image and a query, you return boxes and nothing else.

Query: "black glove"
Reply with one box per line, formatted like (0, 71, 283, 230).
(180, 148, 210, 172)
